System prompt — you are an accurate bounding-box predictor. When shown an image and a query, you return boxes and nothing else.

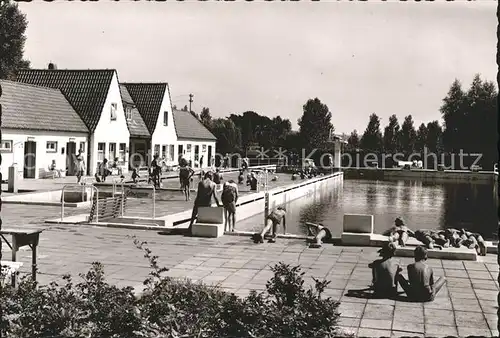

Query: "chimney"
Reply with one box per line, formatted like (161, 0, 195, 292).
(48, 63, 57, 70)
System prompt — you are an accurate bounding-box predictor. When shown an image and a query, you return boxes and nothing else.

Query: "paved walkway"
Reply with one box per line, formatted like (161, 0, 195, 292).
(1, 223, 498, 337)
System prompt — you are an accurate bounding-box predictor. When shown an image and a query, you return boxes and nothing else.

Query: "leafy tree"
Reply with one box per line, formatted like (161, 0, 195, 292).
(398, 115, 417, 156)
(199, 107, 212, 128)
(425, 120, 443, 154)
(360, 113, 383, 152)
(172, 105, 177, 110)
(382, 114, 400, 153)
(181, 105, 188, 112)
(415, 123, 428, 153)
(440, 79, 466, 153)
(347, 130, 360, 151)
(209, 118, 242, 154)
(298, 98, 333, 152)
(0, 0, 30, 79)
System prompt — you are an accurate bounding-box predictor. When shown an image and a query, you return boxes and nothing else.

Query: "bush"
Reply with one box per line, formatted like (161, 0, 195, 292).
(0, 238, 343, 337)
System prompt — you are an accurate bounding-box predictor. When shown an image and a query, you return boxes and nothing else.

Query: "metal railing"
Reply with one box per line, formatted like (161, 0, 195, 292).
(111, 181, 127, 217)
(61, 184, 99, 222)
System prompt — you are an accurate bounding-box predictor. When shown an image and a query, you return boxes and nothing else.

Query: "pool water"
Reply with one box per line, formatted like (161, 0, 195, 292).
(236, 179, 498, 240)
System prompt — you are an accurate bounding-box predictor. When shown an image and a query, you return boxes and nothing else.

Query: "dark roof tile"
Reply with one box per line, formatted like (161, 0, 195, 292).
(0, 80, 88, 133)
(119, 85, 150, 138)
(172, 109, 216, 141)
(16, 69, 115, 132)
(122, 83, 166, 134)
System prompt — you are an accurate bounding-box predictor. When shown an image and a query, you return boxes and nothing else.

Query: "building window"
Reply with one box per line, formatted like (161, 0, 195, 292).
(154, 144, 160, 157)
(98, 142, 105, 161)
(163, 111, 168, 126)
(202, 144, 207, 152)
(0, 140, 13, 153)
(79, 142, 86, 153)
(186, 144, 192, 153)
(109, 143, 117, 161)
(162, 145, 167, 159)
(125, 106, 133, 120)
(119, 143, 126, 162)
(169, 145, 174, 162)
(46, 141, 58, 153)
(110, 103, 117, 121)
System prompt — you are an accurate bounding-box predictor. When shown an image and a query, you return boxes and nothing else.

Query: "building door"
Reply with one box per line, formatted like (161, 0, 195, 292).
(178, 144, 183, 162)
(207, 145, 212, 166)
(194, 145, 199, 167)
(23, 141, 37, 179)
(66, 141, 77, 176)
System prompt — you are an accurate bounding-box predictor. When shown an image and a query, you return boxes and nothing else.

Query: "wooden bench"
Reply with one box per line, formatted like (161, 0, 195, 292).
(0, 228, 44, 287)
(88, 194, 127, 222)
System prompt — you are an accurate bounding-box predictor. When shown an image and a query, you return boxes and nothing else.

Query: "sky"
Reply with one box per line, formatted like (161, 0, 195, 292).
(19, 1, 497, 134)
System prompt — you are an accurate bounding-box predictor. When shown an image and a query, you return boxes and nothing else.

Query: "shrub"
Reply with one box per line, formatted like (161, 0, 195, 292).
(0, 238, 342, 337)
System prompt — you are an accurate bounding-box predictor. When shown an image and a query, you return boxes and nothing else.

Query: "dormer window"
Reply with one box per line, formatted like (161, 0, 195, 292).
(126, 106, 133, 120)
(110, 103, 117, 121)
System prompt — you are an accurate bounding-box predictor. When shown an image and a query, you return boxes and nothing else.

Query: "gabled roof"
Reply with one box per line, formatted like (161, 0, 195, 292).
(172, 109, 217, 141)
(119, 84, 150, 139)
(16, 69, 115, 132)
(0, 80, 88, 133)
(122, 83, 167, 134)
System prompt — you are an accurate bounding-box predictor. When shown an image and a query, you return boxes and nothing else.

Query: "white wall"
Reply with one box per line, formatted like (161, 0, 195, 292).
(1, 128, 88, 179)
(176, 139, 216, 168)
(91, 71, 131, 175)
(151, 84, 177, 165)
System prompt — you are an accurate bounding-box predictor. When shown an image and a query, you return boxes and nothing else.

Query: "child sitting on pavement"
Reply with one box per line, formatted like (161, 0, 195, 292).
(306, 222, 333, 248)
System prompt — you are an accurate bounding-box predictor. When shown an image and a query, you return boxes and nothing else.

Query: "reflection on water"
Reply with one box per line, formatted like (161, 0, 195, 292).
(237, 179, 498, 240)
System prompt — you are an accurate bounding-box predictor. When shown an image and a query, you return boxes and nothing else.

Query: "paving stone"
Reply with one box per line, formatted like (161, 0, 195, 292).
(464, 262, 487, 271)
(363, 304, 394, 320)
(357, 328, 392, 337)
(468, 270, 495, 280)
(337, 301, 366, 318)
(360, 318, 392, 330)
(390, 330, 424, 337)
(337, 326, 358, 337)
(451, 298, 483, 313)
(454, 311, 488, 329)
(367, 298, 396, 306)
(339, 316, 361, 328)
(423, 309, 456, 326)
(424, 324, 458, 336)
(322, 288, 343, 301)
(444, 269, 469, 279)
(457, 326, 491, 337)
(479, 299, 499, 314)
(471, 280, 499, 291)
(392, 321, 425, 333)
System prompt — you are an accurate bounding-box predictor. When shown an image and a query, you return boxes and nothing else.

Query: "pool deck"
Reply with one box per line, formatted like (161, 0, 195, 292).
(1, 220, 498, 338)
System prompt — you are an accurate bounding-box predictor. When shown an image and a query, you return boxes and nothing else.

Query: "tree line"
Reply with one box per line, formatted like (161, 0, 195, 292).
(344, 74, 497, 168)
(193, 98, 334, 160)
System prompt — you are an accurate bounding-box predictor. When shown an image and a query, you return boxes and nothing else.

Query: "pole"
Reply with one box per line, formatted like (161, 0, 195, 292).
(189, 94, 194, 114)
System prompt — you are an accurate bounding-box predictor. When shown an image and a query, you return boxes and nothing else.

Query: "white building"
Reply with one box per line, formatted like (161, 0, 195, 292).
(122, 83, 217, 169)
(122, 82, 178, 167)
(16, 66, 131, 175)
(172, 109, 217, 168)
(0, 80, 89, 179)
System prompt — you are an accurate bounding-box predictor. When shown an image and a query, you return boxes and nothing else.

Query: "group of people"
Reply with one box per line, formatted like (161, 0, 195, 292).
(386, 217, 487, 256)
(369, 242, 446, 301)
(187, 170, 239, 233)
(291, 168, 320, 181)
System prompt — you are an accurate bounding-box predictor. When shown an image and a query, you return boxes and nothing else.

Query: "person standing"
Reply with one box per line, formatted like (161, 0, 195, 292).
(151, 154, 161, 188)
(179, 164, 195, 201)
(221, 180, 239, 232)
(188, 171, 221, 231)
(75, 149, 86, 184)
(200, 155, 204, 169)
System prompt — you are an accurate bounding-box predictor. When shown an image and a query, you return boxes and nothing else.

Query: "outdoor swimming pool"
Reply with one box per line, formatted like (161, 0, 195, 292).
(236, 178, 498, 240)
